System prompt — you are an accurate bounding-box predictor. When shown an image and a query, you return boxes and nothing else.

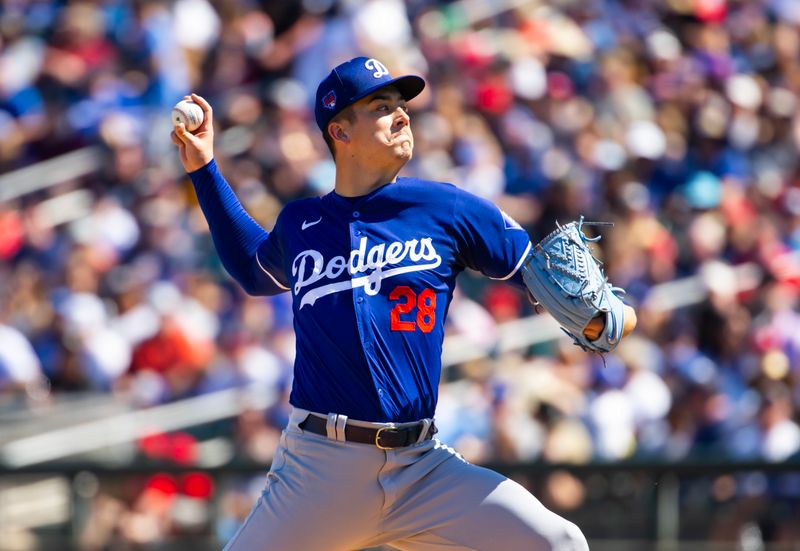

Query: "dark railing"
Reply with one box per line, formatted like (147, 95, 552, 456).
(2, 459, 798, 551)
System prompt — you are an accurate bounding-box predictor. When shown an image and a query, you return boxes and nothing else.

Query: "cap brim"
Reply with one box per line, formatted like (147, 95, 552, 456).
(351, 74, 426, 106)
(387, 75, 426, 101)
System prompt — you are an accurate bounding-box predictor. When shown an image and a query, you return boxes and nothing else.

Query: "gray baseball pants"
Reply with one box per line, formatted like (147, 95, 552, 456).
(223, 407, 589, 551)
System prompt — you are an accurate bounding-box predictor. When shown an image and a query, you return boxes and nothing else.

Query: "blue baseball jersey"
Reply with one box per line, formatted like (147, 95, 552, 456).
(190, 162, 531, 423)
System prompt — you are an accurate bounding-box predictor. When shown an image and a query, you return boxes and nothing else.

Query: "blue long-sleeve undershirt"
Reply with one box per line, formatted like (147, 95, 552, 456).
(188, 159, 278, 295)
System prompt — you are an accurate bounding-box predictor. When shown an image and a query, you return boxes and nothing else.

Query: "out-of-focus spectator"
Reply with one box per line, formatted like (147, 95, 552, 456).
(0, 322, 44, 391)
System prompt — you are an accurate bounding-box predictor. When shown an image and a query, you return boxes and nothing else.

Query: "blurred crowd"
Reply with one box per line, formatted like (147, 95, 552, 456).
(2, 0, 800, 546)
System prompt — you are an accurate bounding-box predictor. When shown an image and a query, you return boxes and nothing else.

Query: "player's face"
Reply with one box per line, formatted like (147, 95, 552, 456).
(348, 87, 414, 164)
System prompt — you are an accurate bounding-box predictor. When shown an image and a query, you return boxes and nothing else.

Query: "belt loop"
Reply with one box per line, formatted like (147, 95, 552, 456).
(335, 414, 348, 442)
(416, 419, 432, 443)
(326, 413, 338, 440)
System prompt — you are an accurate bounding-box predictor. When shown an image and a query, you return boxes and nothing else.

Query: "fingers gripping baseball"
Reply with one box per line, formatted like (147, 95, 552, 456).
(172, 93, 215, 173)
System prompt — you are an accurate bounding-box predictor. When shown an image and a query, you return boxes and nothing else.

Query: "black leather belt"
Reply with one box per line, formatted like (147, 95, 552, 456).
(299, 414, 436, 449)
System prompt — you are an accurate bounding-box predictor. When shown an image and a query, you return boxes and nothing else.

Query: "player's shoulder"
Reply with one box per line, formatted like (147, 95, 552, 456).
(393, 177, 461, 201)
(395, 177, 493, 210)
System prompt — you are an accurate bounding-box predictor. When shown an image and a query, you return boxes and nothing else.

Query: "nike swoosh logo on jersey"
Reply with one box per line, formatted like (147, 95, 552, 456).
(302, 217, 322, 230)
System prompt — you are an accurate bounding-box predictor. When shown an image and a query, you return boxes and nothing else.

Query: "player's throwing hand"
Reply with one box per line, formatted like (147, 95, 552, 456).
(171, 93, 214, 173)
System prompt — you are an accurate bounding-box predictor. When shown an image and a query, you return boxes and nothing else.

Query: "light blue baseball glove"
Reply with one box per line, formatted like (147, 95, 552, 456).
(521, 217, 626, 353)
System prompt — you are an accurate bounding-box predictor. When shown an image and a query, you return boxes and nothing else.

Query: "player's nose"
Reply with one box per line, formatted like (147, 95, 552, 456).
(393, 107, 410, 129)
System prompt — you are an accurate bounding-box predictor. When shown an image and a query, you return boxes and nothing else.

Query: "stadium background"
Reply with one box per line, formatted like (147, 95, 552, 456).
(1, 0, 800, 549)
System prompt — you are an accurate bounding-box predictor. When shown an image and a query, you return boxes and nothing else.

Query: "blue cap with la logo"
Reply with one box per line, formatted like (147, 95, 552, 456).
(314, 56, 425, 133)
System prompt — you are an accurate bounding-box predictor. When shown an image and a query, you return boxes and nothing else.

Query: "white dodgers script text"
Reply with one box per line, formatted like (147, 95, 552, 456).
(292, 237, 442, 308)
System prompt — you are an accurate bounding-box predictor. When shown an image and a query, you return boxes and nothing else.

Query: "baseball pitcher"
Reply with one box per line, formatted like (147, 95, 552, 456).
(172, 57, 636, 551)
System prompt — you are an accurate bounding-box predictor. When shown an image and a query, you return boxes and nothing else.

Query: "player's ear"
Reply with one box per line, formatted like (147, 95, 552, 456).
(328, 121, 349, 145)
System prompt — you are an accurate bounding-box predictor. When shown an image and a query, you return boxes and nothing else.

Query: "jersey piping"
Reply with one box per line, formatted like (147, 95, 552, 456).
(256, 253, 291, 291)
(489, 241, 532, 281)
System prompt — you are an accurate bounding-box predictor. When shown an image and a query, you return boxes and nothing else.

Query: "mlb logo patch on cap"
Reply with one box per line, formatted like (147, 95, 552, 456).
(322, 90, 337, 110)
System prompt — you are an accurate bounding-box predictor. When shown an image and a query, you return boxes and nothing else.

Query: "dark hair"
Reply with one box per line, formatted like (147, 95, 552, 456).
(322, 106, 356, 158)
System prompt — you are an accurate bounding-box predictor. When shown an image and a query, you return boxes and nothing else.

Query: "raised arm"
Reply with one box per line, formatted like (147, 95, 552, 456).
(171, 94, 289, 295)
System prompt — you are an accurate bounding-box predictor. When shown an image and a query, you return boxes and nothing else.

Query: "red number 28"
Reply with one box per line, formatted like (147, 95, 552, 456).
(389, 286, 436, 333)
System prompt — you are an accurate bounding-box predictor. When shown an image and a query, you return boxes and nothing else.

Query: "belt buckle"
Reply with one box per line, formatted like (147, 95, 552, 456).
(375, 426, 395, 450)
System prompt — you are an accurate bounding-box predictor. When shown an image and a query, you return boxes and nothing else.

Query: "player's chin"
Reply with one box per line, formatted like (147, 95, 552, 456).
(393, 140, 413, 160)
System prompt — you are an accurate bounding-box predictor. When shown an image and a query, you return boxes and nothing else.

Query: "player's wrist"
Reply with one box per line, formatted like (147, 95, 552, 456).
(186, 159, 217, 185)
(186, 156, 216, 175)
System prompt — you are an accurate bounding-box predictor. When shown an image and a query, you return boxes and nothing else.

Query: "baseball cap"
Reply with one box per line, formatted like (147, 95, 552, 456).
(314, 56, 425, 133)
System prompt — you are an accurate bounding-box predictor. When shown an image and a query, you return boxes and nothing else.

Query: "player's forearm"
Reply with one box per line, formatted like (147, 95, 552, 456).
(189, 160, 269, 292)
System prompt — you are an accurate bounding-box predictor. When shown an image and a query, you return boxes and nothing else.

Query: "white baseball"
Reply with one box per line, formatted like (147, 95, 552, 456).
(172, 99, 204, 132)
